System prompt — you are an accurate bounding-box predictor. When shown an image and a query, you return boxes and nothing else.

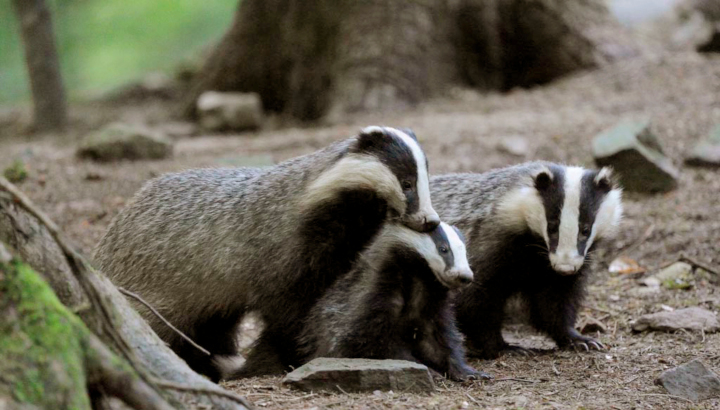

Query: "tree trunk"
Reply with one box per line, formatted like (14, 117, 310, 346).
(12, 0, 68, 132)
(0, 178, 252, 410)
(181, 0, 644, 121)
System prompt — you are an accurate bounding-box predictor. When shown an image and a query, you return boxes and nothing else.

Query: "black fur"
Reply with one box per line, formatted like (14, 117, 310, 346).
(299, 230, 486, 381)
(231, 188, 389, 378)
(454, 231, 595, 359)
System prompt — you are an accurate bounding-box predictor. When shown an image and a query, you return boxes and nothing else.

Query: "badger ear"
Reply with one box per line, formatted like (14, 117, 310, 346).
(533, 167, 553, 191)
(353, 126, 389, 152)
(399, 128, 418, 141)
(594, 167, 617, 193)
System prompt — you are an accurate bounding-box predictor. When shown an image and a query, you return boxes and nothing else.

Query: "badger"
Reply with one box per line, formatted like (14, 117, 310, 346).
(430, 162, 623, 358)
(298, 221, 490, 381)
(94, 126, 439, 382)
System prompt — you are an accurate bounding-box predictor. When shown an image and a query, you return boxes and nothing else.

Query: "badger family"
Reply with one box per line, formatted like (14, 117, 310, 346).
(96, 125, 623, 383)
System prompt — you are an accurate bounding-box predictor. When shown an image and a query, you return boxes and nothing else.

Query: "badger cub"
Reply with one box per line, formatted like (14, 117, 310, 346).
(430, 163, 623, 358)
(299, 222, 490, 381)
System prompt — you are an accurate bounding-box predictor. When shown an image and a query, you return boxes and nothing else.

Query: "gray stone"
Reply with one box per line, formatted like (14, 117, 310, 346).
(496, 136, 529, 157)
(685, 124, 720, 168)
(282, 358, 435, 393)
(656, 359, 720, 402)
(653, 262, 693, 289)
(0, 242, 12, 263)
(197, 91, 263, 132)
(77, 123, 173, 162)
(632, 307, 720, 332)
(593, 120, 679, 193)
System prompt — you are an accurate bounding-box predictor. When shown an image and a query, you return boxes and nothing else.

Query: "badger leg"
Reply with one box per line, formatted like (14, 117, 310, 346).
(334, 292, 404, 359)
(526, 275, 604, 352)
(229, 324, 299, 379)
(455, 287, 509, 359)
(177, 308, 245, 382)
(414, 304, 492, 381)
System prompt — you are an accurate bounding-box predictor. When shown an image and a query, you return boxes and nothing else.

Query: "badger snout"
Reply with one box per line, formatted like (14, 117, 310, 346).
(442, 267, 474, 288)
(404, 210, 440, 232)
(549, 251, 585, 275)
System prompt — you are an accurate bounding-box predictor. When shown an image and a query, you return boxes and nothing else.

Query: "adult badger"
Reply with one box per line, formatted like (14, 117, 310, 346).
(430, 162, 623, 359)
(298, 221, 490, 381)
(94, 126, 440, 381)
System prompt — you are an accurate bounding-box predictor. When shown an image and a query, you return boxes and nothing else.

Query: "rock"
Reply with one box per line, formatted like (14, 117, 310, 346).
(496, 136, 529, 157)
(593, 120, 679, 193)
(77, 123, 173, 162)
(158, 121, 198, 138)
(685, 124, 720, 168)
(632, 307, 720, 332)
(197, 91, 263, 132)
(640, 277, 662, 288)
(579, 316, 607, 334)
(652, 261, 693, 290)
(282, 358, 434, 393)
(655, 359, 720, 402)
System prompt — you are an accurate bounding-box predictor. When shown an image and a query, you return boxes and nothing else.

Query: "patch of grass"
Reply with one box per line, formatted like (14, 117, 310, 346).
(3, 160, 28, 183)
(0, 0, 238, 103)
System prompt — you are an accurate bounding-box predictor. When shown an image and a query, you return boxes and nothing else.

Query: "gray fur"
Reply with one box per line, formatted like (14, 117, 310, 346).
(95, 129, 435, 380)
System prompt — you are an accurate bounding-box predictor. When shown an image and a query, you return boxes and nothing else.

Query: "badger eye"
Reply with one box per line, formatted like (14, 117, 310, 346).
(402, 180, 413, 190)
(580, 225, 591, 236)
(439, 246, 448, 253)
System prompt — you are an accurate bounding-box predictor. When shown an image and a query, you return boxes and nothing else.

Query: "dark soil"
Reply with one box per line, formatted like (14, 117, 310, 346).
(2, 51, 720, 409)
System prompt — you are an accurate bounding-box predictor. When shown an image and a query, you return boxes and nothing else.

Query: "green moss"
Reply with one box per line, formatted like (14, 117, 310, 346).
(3, 160, 28, 183)
(0, 259, 91, 409)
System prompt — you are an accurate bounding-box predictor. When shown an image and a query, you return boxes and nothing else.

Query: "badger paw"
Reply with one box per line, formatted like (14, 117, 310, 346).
(568, 334, 606, 352)
(447, 363, 493, 382)
(503, 344, 536, 357)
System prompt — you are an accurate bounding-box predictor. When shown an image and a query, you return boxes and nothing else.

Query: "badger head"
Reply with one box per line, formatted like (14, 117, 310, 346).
(346, 126, 440, 232)
(522, 165, 623, 275)
(392, 222, 474, 288)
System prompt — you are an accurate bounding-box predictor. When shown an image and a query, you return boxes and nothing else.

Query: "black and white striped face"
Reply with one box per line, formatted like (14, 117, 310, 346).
(351, 126, 440, 232)
(394, 222, 473, 288)
(529, 165, 623, 275)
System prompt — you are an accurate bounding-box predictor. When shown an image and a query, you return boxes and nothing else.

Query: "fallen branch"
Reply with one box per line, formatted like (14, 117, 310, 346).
(680, 255, 720, 276)
(119, 287, 211, 356)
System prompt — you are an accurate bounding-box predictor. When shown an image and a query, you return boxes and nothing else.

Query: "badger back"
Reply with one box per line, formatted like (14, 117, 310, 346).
(300, 126, 439, 232)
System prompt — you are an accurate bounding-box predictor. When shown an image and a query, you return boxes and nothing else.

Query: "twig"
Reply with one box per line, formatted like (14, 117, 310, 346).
(639, 393, 693, 404)
(336, 385, 349, 394)
(118, 287, 210, 356)
(494, 377, 540, 383)
(465, 392, 481, 406)
(275, 393, 315, 402)
(153, 379, 255, 409)
(616, 224, 655, 256)
(585, 305, 619, 316)
(680, 255, 720, 276)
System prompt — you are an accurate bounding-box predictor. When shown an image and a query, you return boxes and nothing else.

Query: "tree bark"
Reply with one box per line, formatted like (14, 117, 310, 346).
(12, 0, 68, 132)
(181, 0, 644, 121)
(0, 178, 253, 410)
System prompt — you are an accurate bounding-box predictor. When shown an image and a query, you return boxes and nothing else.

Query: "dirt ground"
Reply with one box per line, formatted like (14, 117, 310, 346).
(2, 50, 720, 409)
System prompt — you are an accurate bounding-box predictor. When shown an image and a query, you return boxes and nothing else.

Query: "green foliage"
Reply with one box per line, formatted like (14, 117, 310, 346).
(3, 160, 28, 183)
(0, 258, 90, 409)
(0, 0, 238, 103)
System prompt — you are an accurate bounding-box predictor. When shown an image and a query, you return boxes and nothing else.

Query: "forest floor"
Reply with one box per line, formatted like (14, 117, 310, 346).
(1, 51, 720, 409)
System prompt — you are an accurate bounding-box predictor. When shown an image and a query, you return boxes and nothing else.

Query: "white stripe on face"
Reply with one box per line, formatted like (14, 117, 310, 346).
(387, 127, 436, 221)
(441, 222, 471, 274)
(550, 166, 585, 273)
(585, 188, 623, 254)
(388, 225, 445, 275)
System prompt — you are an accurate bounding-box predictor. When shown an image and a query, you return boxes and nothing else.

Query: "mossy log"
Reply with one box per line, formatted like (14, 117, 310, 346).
(0, 177, 253, 410)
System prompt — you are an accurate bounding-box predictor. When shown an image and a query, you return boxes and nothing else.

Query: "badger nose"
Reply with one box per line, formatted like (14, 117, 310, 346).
(457, 273, 473, 285)
(422, 213, 440, 232)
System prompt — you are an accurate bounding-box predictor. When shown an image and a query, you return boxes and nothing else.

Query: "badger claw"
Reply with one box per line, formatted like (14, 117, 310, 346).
(566, 331, 607, 352)
(505, 345, 535, 357)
